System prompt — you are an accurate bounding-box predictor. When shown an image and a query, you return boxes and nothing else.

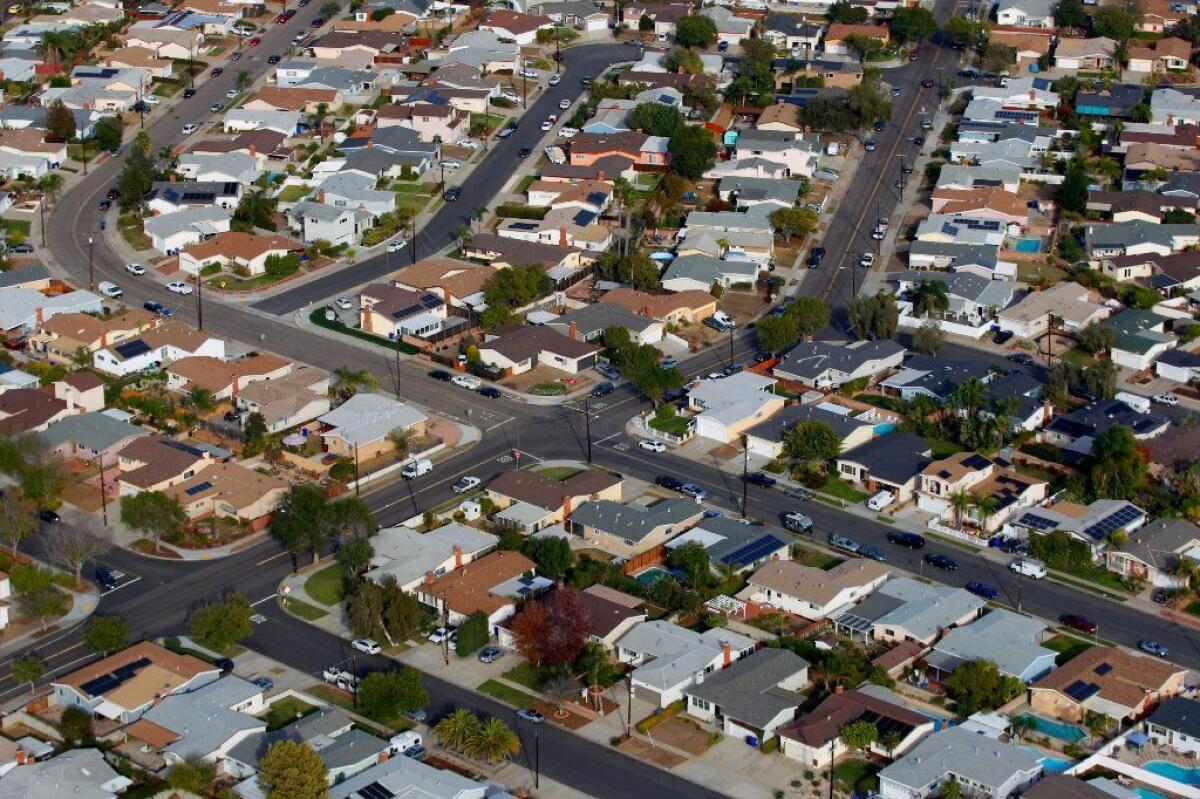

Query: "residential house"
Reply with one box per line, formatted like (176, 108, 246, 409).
(772, 339, 905, 389)
(567, 498, 704, 560)
(1100, 309, 1177, 370)
(616, 619, 757, 708)
(289, 200, 373, 247)
(0, 748, 133, 797)
(317, 392, 426, 461)
(244, 86, 341, 113)
(686, 371, 786, 444)
(996, 283, 1110, 339)
(178, 231, 301, 277)
(143, 206, 232, 254)
(835, 433, 933, 505)
(743, 401, 879, 460)
(40, 410, 150, 466)
(116, 436, 212, 496)
(1139, 0, 1185, 33)
(477, 325, 599, 376)
(930, 188, 1030, 226)
(131, 675, 264, 767)
(234, 365, 331, 434)
(717, 175, 804, 213)
(357, 283, 448, 341)
(664, 516, 792, 575)
(661, 253, 760, 293)
(1030, 645, 1187, 723)
(762, 15, 824, 53)
(389, 257, 494, 311)
(365, 523, 497, 592)
(926, 608, 1056, 683)
(221, 108, 300, 137)
(485, 468, 622, 533)
(462, 233, 588, 276)
(830, 576, 985, 645)
(894, 270, 1016, 337)
(568, 131, 670, 168)
(478, 9, 552, 44)
(1150, 87, 1200, 126)
(576, 588, 647, 651)
(1156, 347, 1200, 383)
(1044, 399, 1169, 456)
(527, 0, 608, 30)
(1145, 697, 1200, 756)
(1085, 221, 1200, 259)
(30, 309, 159, 366)
(1087, 190, 1198, 224)
(376, 102, 465, 144)
(738, 558, 889, 621)
(440, 29, 520, 72)
(996, 0, 1055, 27)
(1128, 37, 1192, 73)
(223, 708, 388, 785)
(684, 649, 809, 742)
(1105, 518, 1200, 588)
(415, 550, 551, 626)
(324, 741, 546, 799)
(546, 303, 664, 345)
(989, 30, 1052, 72)
(175, 152, 262, 185)
(730, 130, 817, 178)
(1055, 37, 1118, 71)
(0, 289, 102, 338)
(700, 6, 753, 45)
(877, 727, 1042, 799)
(93, 322, 226, 377)
(123, 24, 202, 61)
(621, 3, 691, 36)
(162, 462, 289, 528)
(0, 389, 73, 435)
(146, 180, 243, 216)
(601, 287, 717, 326)
(918, 452, 1048, 534)
(781, 687, 935, 768)
(1010, 498, 1149, 550)
(879, 356, 996, 403)
(823, 23, 888, 56)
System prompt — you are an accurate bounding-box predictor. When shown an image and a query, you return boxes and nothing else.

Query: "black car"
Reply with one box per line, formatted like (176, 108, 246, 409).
(267, 54, 282, 64)
(99, 200, 111, 211)
(428, 369, 452, 381)
(723, 362, 744, 376)
(912, 135, 925, 146)
(865, 138, 877, 151)
(143, 300, 166, 315)
(94, 567, 118, 590)
(753, 351, 772, 363)
(517, 147, 532, 158)
(923, 553, 957, 571)
(746, 472, 776, 488)
(7, 243, 32, 254)
(1152, 588, 1173, 605)
(811, 245, 826, 261)
(1007, 352, 1034, 366)
(580, 77, 592, 87)
(106, 188, 119, 200)
(183, 88, 197, 98)
(478, 386, 502, 398)
(443, 187, 461, 202)
(591, 381, 614, 397)
(887, 531, 926, 549)
(965, 581, 999, 600)
(993, 329, 1014, 345)
(860, 545, 887, 562)
(873, 119, 886, 131)
(656, 475, 684, 491)
(310, 16, 324, 26)
(214, 657, 235, 674)
(38, 509, 60, 524)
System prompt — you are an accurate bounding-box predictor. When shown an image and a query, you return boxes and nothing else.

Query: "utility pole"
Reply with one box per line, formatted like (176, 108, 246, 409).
(353, 442, 360, 496)
(521, 57, 528, 109)
(534, 729, 541, 789)
(584, 395, 593, 464)
(350, 652, 358, 708)
(87, 234, 94, 290)
(741, 434, 749, 517)
(728, 323, 734, 367)
(625, 674, 633, 736)
(196, 269, 204, 330)
(98, 458, 108, 526)
(39, 195, 45, 247)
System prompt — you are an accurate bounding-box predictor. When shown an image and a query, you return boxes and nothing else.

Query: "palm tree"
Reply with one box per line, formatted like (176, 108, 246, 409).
(950, 377, 985, 414)
(434, 708, 483, 752)
(455, 224, 472, 249)
(38, 173, 63, 206)
(881, 729, 905, 757)
(976, 494, 999, 532)
(912, 279, 950, 317)
(612, 176, 636, 256)
(1008, 714, 1035, 741)
(312, 102, 329, 141)
(236, 69, 251, 91)
(472, 207, 486, 233)
(950, 489, 972, 529)
(330, 366, 378, 401)
(1171, 557, 1197, 592)
(468, 717, 521, 764)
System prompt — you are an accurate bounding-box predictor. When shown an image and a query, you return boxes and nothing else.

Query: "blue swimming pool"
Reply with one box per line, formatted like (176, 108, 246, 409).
(1014, 237, 1043, 253)
(1134, 787, 1168, 799)
(1023, 748, 1073, 773)
(1017, 713, 1087, 743)
(874, 423, 897, 436)
(1144, 761, 1200, 785)
(635, 567, 678, 586)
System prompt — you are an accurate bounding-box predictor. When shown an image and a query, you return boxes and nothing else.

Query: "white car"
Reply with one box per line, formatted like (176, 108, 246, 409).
(860, 252, 876, 267)
(351, 638, 381, 655)
(548, 74, 561, 86)
(451, 475, 481, 494)
(501, 91, 520, 103)
(451, 374, 481, 390)
(143, 96, 161, 106)
(459, 139, 482, 150)
(639, 440, 666, 453)
(559, 127, 579, 139)
(519, 68, 539, 79)
(1154, 393, 1179, 406)
(181, 123, 198, 135)
(427, 627, 455, 644)
(540, 120, 553, 131)
(559, 98, 571, 110)
(440, 158, 462, 169)
(335, 297, 353, 309)
(226, 88, 238, 98)
(323, 666, 351, 684)
(166, 281, 193, 295)
(125, 262, 145, 275)
(386, 239, 407, 253)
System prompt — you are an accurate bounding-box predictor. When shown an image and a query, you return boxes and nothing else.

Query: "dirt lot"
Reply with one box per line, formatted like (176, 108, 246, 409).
(652, 717, 714, 757)
(619, 737, 688, 769)
(499, 364, 597, 394)
(719, 290, 768, 323)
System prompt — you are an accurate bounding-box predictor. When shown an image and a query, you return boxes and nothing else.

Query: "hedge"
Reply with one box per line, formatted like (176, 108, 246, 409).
(309, 307, 419, 355)
(635, 700, 685, 734)
(495, 204, 549, 220)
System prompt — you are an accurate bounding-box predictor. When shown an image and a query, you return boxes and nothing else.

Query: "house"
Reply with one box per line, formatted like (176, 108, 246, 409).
(835, 433, 932, 505)
(143, 206, 232, 254)
(0, 389, 72, 434)
(357, 283, 447, 341)
(1055, 37, 1118, 71)
(234, 365, 331, 434)
(684, 649, 809, 742)
(1139, 0, 1185, 33)
(244, 86, 341, 113)
(576, 588, 647, 651)
(772, 340, 905, 389)
(41, 411, 150, 466)
(316, 171, 397, 218)
(989, 30, 1052, 71)
(1100, 310, 1177, 371)
(1150, 87, 1200, 126)
(222, 108, 301, 136)
(364, 523, 497, 591)
(462, 232, 588, 275)
(546, 303, 664, 345)
(390, 257, 494, 311)
(116, 436, 212, 496)
(743, 400, 879, 460)
(1127, 37, 1192, 73)
(527, 0, 608, 30)
(568, 131, 669, 168)
(996, 0, 1054, 27)
(879, 356, 996, 403)
(1029, 645, 1187, 723)
(289, 200, 373, 247)
(664, 516, 792, 575)
(567, 498, 704, 560)
(162, 462, 289, 527)
(621, 3, 690, 36)
(1043, 399, 1169, 456)
(686, 371, 785, 444)
(317, 392, 426, 461)
(477, 325, 599, 376)
(440, 29, 520, 72)
(146, 180, 242, 216)
(376, 102, 465, 144)
(30, 309, 159, 366)
(131, 675, 264, 766)
(831, 577, 985, 645)
(877, 727, 1042, 799)
(1156, 347, 1200, 383)
(918, 452, 1048, 534)
(0, 748, 133, 798)
(478, 9, 552, 45)
(178, 231, 302, 277)
(93, 322, 226, 377)
(123, 24, 202, 60)
(823, 23, 889, 56)
(730, 131, 817, 179)
(781, 686, 934, 768)
(1105, 518, 1200, 589)
(176, 152, 261, 185)
(415, 550, 551, 626)
(1145, 696, 1200, 756)
(52, 641, 220, 723)
(661, 253, 759, 293)
(700, 6, 754, 45)
(762, 14, 824, 52)
(223, 708, 387, 785)
(601, 287, 718, 326)
(616, 620, 757, 708)
(0, 288, 103, 337)
(718, 175, 804, 213)
(996, 283, 1111, 339)
(1010, 498, 1148, 550)
(926, 608, 1056, 684)
(1085, 221, 1200, 259)
(485, 468, 622, 533)
(738, 558, 889, 621)
(323, 743, 532, 799)
(894, 271, 1016, 337)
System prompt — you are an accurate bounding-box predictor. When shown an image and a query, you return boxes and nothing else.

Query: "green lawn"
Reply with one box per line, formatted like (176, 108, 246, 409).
(1017, 260, 1068, 285)
(1059, 349, 1097, 368)
(790, 545, 841, 570)
(262, 696, 318, 731)
(391, 182, 433, 194)
(282, 596, 328, 621)
(1044, 634, 1093, 666)
(309, 306, 420, 355)
(395, 193, 430, 216)
(152, 81, 182, 97)
(305, 685, 412, 734)
(818, 476, 868, 503)
(502, 662, 549, 691)
(929, 438, 966, 459)
(536, 466, 583, 481)
(1, 219, 31, 236)
(469, 112, 505, 132)
(477, 679, 539, 708)
(304, 564, 345, 606)
(207, 272, 289, 292)
(834, 759, 879, 793)
(277, 185, 309, 203)
(517, 174, 537, 193)
(649, 415, 693, 437)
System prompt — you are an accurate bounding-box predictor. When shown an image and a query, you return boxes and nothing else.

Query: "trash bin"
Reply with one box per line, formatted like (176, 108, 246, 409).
(745, 735, 758, 748)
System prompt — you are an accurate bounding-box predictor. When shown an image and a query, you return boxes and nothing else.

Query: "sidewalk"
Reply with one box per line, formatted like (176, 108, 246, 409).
(0, 582, 99, 660)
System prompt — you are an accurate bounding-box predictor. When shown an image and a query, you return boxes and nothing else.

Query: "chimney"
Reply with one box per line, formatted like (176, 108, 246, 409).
(568, 321, 577, 340)
(319, 190, 326, 204)
(35, 306, 42, 327)
(562, 494, 572, 517)
(368, 139, 374, 148)
(425, 570, 436, 584)
(1043, 399, 1053, 424)
(835, 685, 844, 695)
(642, 305, 652, 318)
(379, 751, 389, 763)
(15, 749, 26, 765)
(559, 227, 568, 246)
(168, 173, 176, 182)
(454, 544, 463, 568)
(250, 143, 257, 156)
(722, 642, 731, 667)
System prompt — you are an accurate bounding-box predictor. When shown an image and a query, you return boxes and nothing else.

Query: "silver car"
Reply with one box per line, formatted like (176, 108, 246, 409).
(828, 534, 860, 554)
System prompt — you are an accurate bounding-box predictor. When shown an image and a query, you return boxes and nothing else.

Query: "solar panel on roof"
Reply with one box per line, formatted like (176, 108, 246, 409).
(1082, 505, 1144, 541)
(184, 481, 214, 496)
(1018, 512, 1057, 532)
(1094, 662, 1113, 676)
(114, 340, 151, 359)
(1064, 680, 1101, 702)
(963, 453, 991, 469)
(721, 534, 785, 568)
(359, 783, 395, 799)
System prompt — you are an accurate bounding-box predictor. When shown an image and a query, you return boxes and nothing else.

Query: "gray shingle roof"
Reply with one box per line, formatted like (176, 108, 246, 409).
(141, 676, 264, 760)
(685, 648, 809, 728)
(1147, 696, 1200, 739)
(550, 302, 658, 338)
(744, 402, 872, 444)
(879, 727, 1042, 793)
(773, 339, 905, 384)
(40, 411, 150, 453)
(838, 432, 931, 485)
(569, 498, 699, 543)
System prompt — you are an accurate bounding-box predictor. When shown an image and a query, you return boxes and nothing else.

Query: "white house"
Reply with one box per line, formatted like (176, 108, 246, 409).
(616, 620, 757, 708)
(738, 559, 890, 620)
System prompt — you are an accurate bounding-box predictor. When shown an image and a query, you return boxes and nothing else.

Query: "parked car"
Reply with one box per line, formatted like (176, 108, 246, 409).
(965, 581, 999, 600)
(249, 36, 261, 46)
(427, 627, 455, 644)
(1139, 640, 1169, 657)
(323, 666, 351, 684)
(209, 102, 222, 113)
(829, 534, 860, 553)
(387, 238, 407, 253)
(887, 531, 926, 549)
(865, 139, 877, 151)
(596, 363, 620, 380)
(1007, 352, 1034, 366)
(656, 475, 684, 491)
(639, 440, 666, 453)
(253, 676, 274, 690)
(210, 66, 223, 76)
(401, 458, 432, 479)
(1154, 393, 1179, 406)
(1152, 588, 1173, 604)
(518, 147, 532, 158)
(451, 476, 481, 494)
(181, 123, 198, 135)
(443, 186, 461, 202)
(559, 98, 571, 110)
(993, 329, 1014, 345)
(516, 708, 545, 724)
(921, 78, 935, 88)
(867, 490, 896, 511)
(451, 374, 481, 390)
(335, 297, 353, 309)
(97, 281, 122, 299)
(166, 281, 193, 294)
(143, 300, 169, 316)
(591, 381, 614, 397)
(782, 511, 813, 534)
(38, 509, 60, 524)
(860, 252, 875, 267)
(125, 262, 145, 275)
(94, 566, 118, 590)
(402, 709, 427, 723)
(183, 88, 197, 98)
(478, 646, 505, 663)
(783, 485, 811, 501)
(440, 158, 462, 170)
(746, 471, 776, 488)
(1060, 614, 1098, 635)
(351, 638, 381, 654)
(267, 55, 282, 64)
(428, 369, 452, 381)
(478, 386, 502, 398)
(548, 74, 561, 86)
(679, 483, 706, 500)
(923, 553, 958, 571)
(1010, 557, 1046, 579)
(215, 658, 235, 674)
(860, 545, 887, 562)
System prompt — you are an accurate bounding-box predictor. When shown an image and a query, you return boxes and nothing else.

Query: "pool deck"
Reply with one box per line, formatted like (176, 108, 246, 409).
(1119, 741, 1200, 773)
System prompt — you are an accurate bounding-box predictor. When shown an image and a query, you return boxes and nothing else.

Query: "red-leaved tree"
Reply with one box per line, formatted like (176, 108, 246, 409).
(510, 588, 589, 666)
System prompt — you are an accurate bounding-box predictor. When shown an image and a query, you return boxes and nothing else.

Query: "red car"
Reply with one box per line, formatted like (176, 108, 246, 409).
(274, 13, 287, 22)
(249, 36, 261, 46)
(1060, 614, 1098, 635)
(921, 79, 935, 88)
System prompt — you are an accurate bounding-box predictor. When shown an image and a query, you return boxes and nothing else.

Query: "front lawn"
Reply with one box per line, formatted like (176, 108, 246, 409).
(854, 393, 904, 412)
(818, 476, 868, 503)
(1043, 634, 1093, 666)
(304, 564, 345, 606)
(305, 685, 412, 734)
(791, 545, 842, 570)
(834, 759, 879, 793)
(282, 597, 328, 621)
(502, 661, 550, 691)
(262, 696, 318, 730)
(649, 415, 693, 437)
(929, 438, 966, 459)
(207, 272, 291, 292)
(277, 185, 309, 203)
(536, 466, 583, 481)
(477, 679, 539, 708)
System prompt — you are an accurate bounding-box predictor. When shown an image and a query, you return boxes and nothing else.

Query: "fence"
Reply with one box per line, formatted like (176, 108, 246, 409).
(926, 519, 987, 547)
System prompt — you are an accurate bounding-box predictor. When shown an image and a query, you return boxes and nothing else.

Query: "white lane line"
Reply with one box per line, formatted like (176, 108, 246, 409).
(596, 432, 622, 443)
(486, 417, 514, 432)
(251, 593, 277, 607)
(256, 551, 291, 567)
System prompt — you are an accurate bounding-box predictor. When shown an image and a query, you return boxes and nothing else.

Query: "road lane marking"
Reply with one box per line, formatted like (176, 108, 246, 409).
(251, 593, 278, 607)
(256, 551, 291, 566)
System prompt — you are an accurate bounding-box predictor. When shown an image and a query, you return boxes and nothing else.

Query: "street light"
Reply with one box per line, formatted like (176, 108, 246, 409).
(87, 234, 94, 290)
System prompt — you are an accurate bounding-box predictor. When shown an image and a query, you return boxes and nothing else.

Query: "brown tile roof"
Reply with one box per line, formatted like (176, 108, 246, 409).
(936, 186, 1028, 218)
(250, 86, 339, 111)
(162, 462, 288, 511)
(0, 128, 65, 155)
(361, 283, 444, 321)
(106, 46, 172, 69)
(314, 30, 409, 50)
(62, 371, 104, 391)
(756, 102, 803, 129)
(1088, 189, 1198, 219)
(391, 257, 493, 299)
(57, 641, 214, 706)
(1121, 124, 1200, 148)
(826, 23, 889, 42)
(1155, 36, 1193, 59)
(112, 322, 220, 361)
(487, 468, 619, 511)
(181, 231, 301, 263)
(747, 559, 889, 607)
(124, 718, 182, 748)
(40, 309, 158, 344)
(483, 324, 598, 364)
(0, 389, 67, 433)
(545, 179, 614, 208)
(601, 287, 717, 320)
(118, 436, 209, 489)
(780, 688, 927, 747)
(1033, 645, 1184, 710)
(190, 130, 287, 156)
(463, 232, 583, 269)
(425, 551, 536, 616)
(168, 353, 291, 395)
(625, 3, 691, 23)
(988, 30, 1052, 55)
(1124, 142, 1200, 171)
(541, 155, 636, 181)
(484, 9, 553, 34)
(569, 131, 649, 156)
(584, 583, 644, 608)
(575, 588, 645, 638)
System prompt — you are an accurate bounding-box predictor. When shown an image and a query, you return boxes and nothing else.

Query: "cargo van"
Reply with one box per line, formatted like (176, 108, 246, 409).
(389, 731, 422, 755)
(401, 458, 432, 479)
(1009, 557, 1046, 579)
(98, 281, 122, 298)
(867, 490, 895, 511)
(1115, 391, 1151, 414)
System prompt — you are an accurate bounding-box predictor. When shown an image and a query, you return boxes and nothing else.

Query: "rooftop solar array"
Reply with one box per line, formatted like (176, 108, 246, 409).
(80, 656, 153, 697)
(184, 480, 214, 496)
(114, 340, 151, 360)
(1082, 505, 1144, 541)
(358, 783, 395, 799)
(721, 534, 785, 568)
(1064, 680, 1101, 702)
(1017, 512, 1058, 532)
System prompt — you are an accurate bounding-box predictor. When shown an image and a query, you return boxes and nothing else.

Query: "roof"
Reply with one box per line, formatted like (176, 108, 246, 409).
(0, 389, 68, 434)
(482, 325, 598, 364)
(40, 410, 150, 453)
(182, 231, 300, 263)
(463, 232, 582, 269)
(361, 283, 445, 323)
(928, 608, 1053, 680)
(391, 257, 492, 298)
(744, 402, 873, 444)
(663, 253, 758, 286)
(488, 468, 619, 511)
(746, 558, 889, 608)
(755, 102, 802, 130)
(1000, 282, 1106, 327)
(424, 550, 540, 615)
(569, 498, 701, 543)
(1056, 36, 1118, 59)
(619, 619, 756, 691)
(1024, 775, 1128, 799)
(235, 365, 328, 427)
(569, 130, 648, 156)
(668, 516, 791, 568)
(1147, 696, 1200, 738)
(601, 287, 716, 320)
(1014, 498, 1147, 542)
(835, 577, 984, 641)
(141, 675, 264, 759)
(584, 583, 644, 608)
(318, 392, 427, 445)
(825, 22, 888, 42)
(575, 588, 646, 638)
(227, 707, 385, 772)
(838, 432, 932, 485)
(56, 641, 214, 707)
(0, 748, 131, 799)
(774, 339, 905, 383)
(162, 462, 289, 511)
(879, 355, 995, 401)
(553, 302, 659, 337)
(1045, 399, 1169, 442)
(328, 753, 517, 799)
(117, 436, 208, 489)
(781, 687, 929, 748)
(0, 264, 50, 289)
(1033, 645, 1184, 710)
(894, 270, 1014, 307)
(366, 523, 497, 585)
(878, 727, 1041, 791)
(1119, 518, 1200, 570)
(686, 649, 808, 728)
(167, 353, 290, 394)
(483, 9, 552, 34)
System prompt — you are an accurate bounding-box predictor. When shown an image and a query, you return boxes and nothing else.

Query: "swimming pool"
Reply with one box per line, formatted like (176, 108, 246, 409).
(635, 567, 678, 586)
(1014, 237, 1043, 253)
(1017, 713, 1087, 743)
(1144, 760, 1200, 785)
(874, 423, 897, 436)
(1134, 787, 1168, 799)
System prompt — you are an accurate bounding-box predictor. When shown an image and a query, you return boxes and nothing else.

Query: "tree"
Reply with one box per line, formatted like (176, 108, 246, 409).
(783, 421, 842, 462)
(790, 296, 830, 338)
(82, 614, 127, 656)
(44, 522, 109, 583)
(59, 706, 93, 744)
(945, 659, 1023, 714)
(1089, 425, 1146, 500)
(271, 484, 328, 572)
(521, 535, 571, 579)
(20, 588, 65, 630)
(338, 537, 374, 580)
(662, 46, 704, 75)
(950, 489, 972, 528)
(847, 292, 899, 340)
(12, 655, 44, 694)
(844, 33, 884, 62)
(1054, 0, 1088, 27)
(93, 116, 123, 153)
(468, 716, 522, 764)
(19, 451, 64, 510)
(331, 366, 379, 401)
(510, 588, 590, 666)
(258, 740, 328, 799)
(319, 1, 340, 17)
(668, 541, 711, 587)
(1058, 158, 1090, 214)
(454, 610, 490, 657)
(839, 719, 878, 755)
(911, 279, 950, 317)
(39, 172, 64, 206)
(167, 760, 218, 795)
(542, 675, 579, 716)
(756, 314, 799, 354)
(436, 708, 483, 752)
(630, 102, 685, 137)
(244, 412, 268, 451)
(1078, 323, 1115, 355)
(481, 264, 553, 327)
(119, 491, 186, 553)
(189, 592, 254, 652)
(668, 126, 718, 181)
(117, 157, 153, 212)
(675, 14, 717, 47)
(0, 492, 37, 555)
(356, 669, 428, 720)
(1082, 360, 1118, 401)
(943, 16, 987, 50)
(232, 191, 279, 232)
(827, 0, 869, 24)
(638, 12, 654, 31)
(769, 206, 818, 243)
(913, 319, 944, 355)
(45, 99, 75, 143)
(1094, 7, 1136, 43)
(889, 6, 937, 43)
(983, 43, 1017, 74)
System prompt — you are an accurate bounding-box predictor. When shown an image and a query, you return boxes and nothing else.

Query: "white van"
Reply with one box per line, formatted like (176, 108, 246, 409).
(97, 281, 122, 298)
(401, 458, 432, 479)
(1009, 557, 1047, 580)
(389, 731, 422, 755)
(1115, 391, 1151, 414)
(711, 310, 735, 328)
(867, 490, 895, 511)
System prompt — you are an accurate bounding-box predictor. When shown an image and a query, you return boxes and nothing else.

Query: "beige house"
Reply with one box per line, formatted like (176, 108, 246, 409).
(317, 392, 426, 461)
(29, 309, 159, 366)
(235, 365, 331, 434)
(165, 353, 293, 401)
(995, 282, 1110, 339)
(601, 287, 718, 326)
(243, 87, 341, 114)
(163, 462, 288, 528)
(917, 452, 1048, 534)
(177, 231, 303, 277)
(1030, 646, 1186, 723)
(375, 103, 466, 144)
(567, 498, 704, 560)
(738, 559, 890, 621)
(485, 468, 622, 532)
(105, 46, 173, 79)
(116, 436, 212, 496)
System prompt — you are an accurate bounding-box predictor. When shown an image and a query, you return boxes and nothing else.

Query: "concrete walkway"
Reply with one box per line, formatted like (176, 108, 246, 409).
(0, 582, 100, 660)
